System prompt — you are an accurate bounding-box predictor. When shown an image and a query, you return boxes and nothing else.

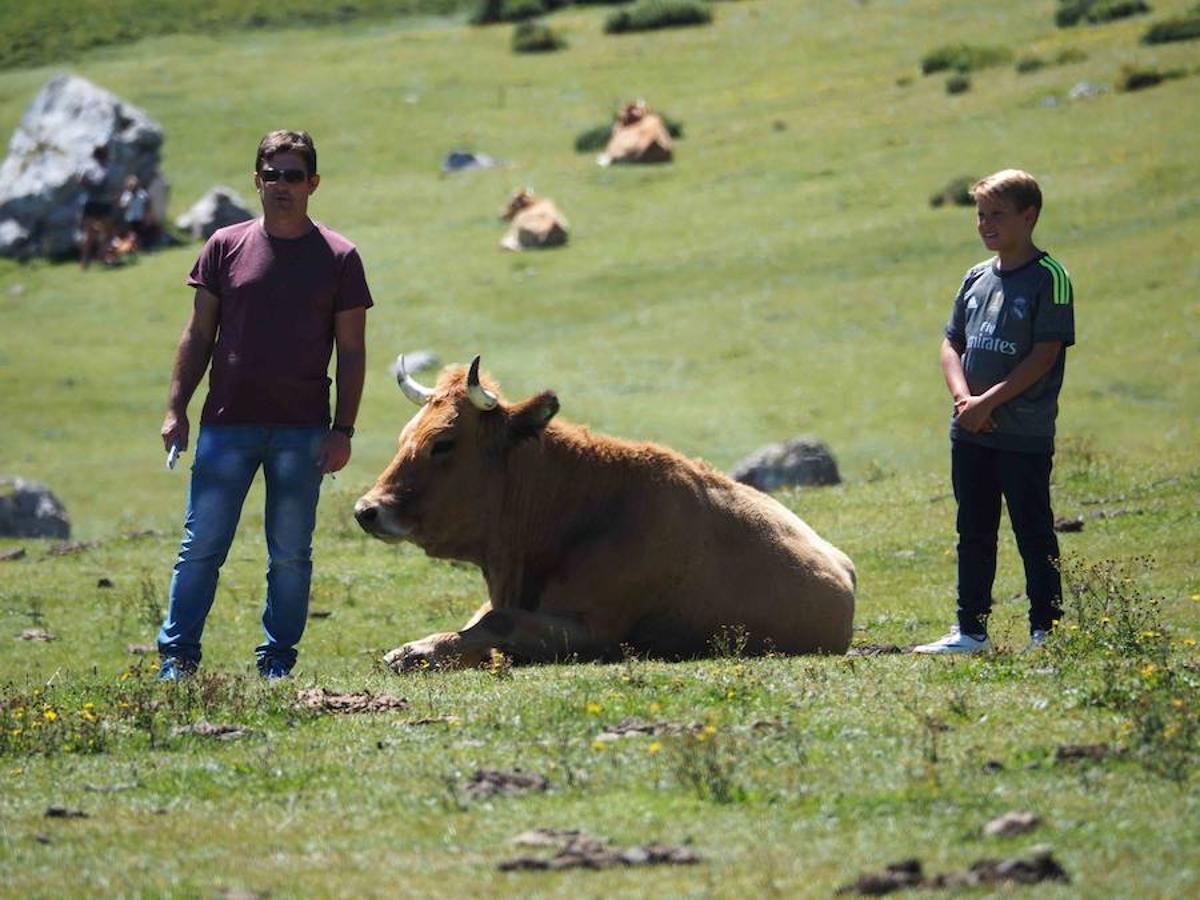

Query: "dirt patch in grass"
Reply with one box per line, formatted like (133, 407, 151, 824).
(983, 811, 1042, 837)
(45, 805, 89, 818)
(45, 540, 98, 557)
(294, 688, 409, 714)
(171, 721, 255, 741)
(836, 846, 1069, 894)
(463, 768, 549, 800)
(499, 828, 701, 871)
(847, 643, 905, 656)
(594, 716, 705, 741)
(1055, 743, 1112, 763)
(17, 628, 56, 641)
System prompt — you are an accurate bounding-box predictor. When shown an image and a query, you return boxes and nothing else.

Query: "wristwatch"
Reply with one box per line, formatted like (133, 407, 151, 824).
(331, 423, 355, 438)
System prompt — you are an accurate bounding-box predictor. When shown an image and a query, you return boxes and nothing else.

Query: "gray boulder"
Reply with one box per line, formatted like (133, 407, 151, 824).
(0, 477, 71, 539)
(730, 437, 842, 492)
(0, 74, 163, 259)
(175, 187, 255, 241)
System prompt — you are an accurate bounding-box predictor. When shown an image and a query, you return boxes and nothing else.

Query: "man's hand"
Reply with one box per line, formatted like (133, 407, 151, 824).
(318, 430, 351, 474)
(161, 409, 189, 452)
(954, 395, 996, 434)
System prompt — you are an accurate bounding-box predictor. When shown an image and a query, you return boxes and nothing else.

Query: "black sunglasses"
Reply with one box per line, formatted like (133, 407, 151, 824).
(259, 167, 308, 184)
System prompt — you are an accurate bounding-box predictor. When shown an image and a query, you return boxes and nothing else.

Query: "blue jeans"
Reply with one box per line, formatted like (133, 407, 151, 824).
(157, 425, 326, 669)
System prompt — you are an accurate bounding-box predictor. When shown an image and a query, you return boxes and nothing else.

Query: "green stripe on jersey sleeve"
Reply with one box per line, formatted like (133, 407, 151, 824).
(1039, 256, 1072, 305)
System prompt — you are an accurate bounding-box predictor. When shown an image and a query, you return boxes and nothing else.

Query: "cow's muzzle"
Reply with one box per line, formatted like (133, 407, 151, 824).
(353, 496, 410, 541)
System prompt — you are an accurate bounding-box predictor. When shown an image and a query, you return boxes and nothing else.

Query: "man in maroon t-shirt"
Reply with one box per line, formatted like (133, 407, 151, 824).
(156, 130, 373, 680)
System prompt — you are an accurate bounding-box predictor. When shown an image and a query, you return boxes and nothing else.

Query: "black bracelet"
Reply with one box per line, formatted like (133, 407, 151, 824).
(331, 424, 355, 438)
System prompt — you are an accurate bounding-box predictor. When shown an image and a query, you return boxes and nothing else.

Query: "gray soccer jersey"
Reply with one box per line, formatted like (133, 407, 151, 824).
(945, 252, 1075, 453)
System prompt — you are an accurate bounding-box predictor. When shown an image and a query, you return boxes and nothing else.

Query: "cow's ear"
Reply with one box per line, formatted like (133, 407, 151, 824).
(508, 391, 559, 441)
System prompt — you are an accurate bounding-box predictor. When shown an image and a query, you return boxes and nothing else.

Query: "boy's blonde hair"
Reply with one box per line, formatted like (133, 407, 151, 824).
(970, 169, 1042, 212)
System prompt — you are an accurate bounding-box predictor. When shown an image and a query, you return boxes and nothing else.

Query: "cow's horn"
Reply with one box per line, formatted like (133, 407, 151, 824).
(394, 354, 433, 406)
(467, 355, 499, 411)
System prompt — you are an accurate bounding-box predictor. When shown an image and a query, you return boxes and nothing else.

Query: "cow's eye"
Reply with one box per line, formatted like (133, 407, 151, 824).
(430, 438, 456, 457)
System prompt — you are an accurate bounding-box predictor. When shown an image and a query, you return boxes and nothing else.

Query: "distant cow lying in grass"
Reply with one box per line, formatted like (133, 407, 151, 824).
(597, 100, 674, 166)
(354, 356, 857, 672)
(499, 189, 569, 251)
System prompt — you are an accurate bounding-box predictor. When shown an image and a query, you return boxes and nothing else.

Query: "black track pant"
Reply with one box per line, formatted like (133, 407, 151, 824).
(952, 440, 1063, 637)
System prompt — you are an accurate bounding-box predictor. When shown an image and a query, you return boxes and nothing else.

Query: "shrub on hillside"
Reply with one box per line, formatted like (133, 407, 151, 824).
(945, 73, 971, 94)
(920, 43, 1011, 75)
(604, 0, 713, 34)
(1015, 46, 1088, 74)
(512, 20, 567, 51)
(1116, 63, 1185, 91)
(1143, 10, 1200, 44)
(929, 176, 978, 208)
(1056, 0, 1151, 28)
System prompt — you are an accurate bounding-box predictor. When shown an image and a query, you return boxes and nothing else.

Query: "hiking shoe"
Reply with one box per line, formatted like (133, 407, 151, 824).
(157, 657, 197, 682)
(1023, 629, 1050, 653)
(258, 658, 292, 681)
(913, 626, 991, 655)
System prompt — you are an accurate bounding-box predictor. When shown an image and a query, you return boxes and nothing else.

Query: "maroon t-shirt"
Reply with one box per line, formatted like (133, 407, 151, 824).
(188, 219, 373, 427)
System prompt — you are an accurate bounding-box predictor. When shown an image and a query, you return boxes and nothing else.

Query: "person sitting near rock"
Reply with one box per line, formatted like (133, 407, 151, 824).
(77, 169, 115, 267)
(117, 174, 151, 253)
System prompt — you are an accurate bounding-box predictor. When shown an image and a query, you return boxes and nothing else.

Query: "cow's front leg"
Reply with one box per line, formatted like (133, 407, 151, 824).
(384, 632, 488, 672)
(455, 608, 607, 664)
(383, 602, 493, 673)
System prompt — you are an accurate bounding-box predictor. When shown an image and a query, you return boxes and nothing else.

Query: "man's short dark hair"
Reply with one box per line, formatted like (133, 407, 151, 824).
(255, 130, 317, 177)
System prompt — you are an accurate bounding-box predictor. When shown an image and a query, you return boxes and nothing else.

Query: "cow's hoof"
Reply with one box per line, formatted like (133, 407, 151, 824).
(383, 637, 459, 673)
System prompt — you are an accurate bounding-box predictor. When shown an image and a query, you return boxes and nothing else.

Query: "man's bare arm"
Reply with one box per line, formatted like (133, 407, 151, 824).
(161, 288, 219, 452)
(317, 306, 367, 474)
(332, 307, 366, 430)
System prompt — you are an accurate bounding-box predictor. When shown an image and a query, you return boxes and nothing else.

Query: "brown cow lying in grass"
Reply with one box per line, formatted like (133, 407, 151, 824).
(499, 189, 569, 251)
(597, 100, 674, 167)
(354, 356, 857, 672)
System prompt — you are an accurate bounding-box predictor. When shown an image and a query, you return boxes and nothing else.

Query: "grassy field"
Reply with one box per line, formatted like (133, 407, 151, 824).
(1, 0, 1199, 895)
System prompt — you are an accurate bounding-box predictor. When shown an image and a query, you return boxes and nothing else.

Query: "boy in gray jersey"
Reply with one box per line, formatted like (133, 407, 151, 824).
(915, 169, 1075, 655)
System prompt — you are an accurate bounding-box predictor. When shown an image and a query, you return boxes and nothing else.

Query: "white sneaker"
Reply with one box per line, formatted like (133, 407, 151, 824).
(1022, 629, 1049, 653)
(913, 626, 991, 655)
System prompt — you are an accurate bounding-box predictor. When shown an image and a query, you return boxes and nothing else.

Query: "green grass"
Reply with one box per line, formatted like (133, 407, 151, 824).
(0, 0, 472, 71)
(2, 0, 1200, 894)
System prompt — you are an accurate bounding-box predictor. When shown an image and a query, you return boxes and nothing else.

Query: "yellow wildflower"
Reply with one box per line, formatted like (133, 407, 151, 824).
(591, 739, 607, 751)
(43, 709, 58, 722)
(1163, 724, 1180, 740)
(1140, 663, 1157, 678)
(1171, 698, 1185, 709)
(1182, 639, 1197, 648)
(585, 702, 602, 716)
(649, 702, 661, 714)
(647, 741, 662, 755)
(9, 728, 21, 737)
(726, 688, 737, 700)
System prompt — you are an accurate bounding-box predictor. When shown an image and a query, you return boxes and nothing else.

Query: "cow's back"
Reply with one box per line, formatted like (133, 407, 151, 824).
(521, 433, 854, 656)
(661, 476, 855, 654)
